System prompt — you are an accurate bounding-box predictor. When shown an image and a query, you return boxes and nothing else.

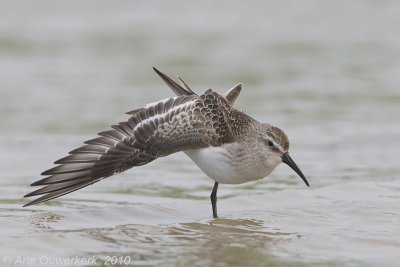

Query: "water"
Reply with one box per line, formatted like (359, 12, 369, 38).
(1, 0, 400, 266)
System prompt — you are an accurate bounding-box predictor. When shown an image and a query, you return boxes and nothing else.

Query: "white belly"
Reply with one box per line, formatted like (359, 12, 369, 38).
(184, 145, 279, 184)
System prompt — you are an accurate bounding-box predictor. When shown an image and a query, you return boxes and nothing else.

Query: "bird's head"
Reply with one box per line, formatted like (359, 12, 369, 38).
(258, 124, 309, 187)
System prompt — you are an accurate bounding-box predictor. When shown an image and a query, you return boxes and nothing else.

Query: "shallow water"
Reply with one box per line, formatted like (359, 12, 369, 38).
(1, 0, 400, 266)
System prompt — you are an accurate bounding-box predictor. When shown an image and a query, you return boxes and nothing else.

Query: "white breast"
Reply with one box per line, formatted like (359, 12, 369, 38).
(184, 144, 280, 184)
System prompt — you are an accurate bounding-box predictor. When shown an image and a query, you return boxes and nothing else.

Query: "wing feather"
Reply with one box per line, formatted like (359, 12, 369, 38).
(24, 91, 233, 207)
(24, 179, 101, 206)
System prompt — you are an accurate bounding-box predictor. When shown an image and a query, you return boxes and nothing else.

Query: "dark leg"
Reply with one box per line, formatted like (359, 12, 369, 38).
(210, 182, 219, 218)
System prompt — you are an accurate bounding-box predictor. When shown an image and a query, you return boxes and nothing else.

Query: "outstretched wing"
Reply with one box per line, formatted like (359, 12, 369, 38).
(24, 90, 234, 206)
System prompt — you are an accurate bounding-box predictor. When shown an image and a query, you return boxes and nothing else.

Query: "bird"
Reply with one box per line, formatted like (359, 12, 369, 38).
(24, 67, 309, 218)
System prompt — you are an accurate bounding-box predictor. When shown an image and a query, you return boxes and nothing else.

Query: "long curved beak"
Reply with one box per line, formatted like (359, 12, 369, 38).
(281, 153, 309, 187)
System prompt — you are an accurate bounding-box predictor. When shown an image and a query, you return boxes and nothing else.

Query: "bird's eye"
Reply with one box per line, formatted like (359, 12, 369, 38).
(267, 140, 274, 147)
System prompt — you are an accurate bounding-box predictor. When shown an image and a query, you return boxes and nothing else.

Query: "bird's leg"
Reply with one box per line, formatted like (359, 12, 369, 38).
(210, 182, 219, 218)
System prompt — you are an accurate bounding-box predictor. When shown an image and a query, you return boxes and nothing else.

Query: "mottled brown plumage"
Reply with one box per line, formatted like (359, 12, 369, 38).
(24, 68, 308, 217)
(24, 88, 248, 206)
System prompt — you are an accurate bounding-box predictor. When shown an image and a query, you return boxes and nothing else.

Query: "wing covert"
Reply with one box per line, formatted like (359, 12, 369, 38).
(24, 90, 234, 206)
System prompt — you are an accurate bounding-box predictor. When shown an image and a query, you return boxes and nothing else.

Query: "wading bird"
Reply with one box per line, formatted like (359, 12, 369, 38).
(24, 67, 309, 218)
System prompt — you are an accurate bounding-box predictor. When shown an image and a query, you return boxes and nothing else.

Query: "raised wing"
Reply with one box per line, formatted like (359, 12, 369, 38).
(153, 67, 242, 105)
(223, 83, 242, 105)
(152, 67, 196, 96)
(24, 90, 234, 206)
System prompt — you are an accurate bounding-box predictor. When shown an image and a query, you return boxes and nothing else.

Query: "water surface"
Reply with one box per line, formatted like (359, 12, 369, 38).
(1, 0, 400, 266)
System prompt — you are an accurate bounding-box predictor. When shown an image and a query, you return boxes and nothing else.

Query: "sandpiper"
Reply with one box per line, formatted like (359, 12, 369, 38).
(24, 67, 309, 218)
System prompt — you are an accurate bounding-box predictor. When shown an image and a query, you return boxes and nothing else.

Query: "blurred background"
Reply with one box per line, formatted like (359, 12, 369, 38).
(0, 0, 399, 266)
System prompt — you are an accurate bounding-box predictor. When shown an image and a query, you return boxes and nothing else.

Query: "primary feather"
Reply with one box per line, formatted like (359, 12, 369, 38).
(24, 89, 239, 206)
